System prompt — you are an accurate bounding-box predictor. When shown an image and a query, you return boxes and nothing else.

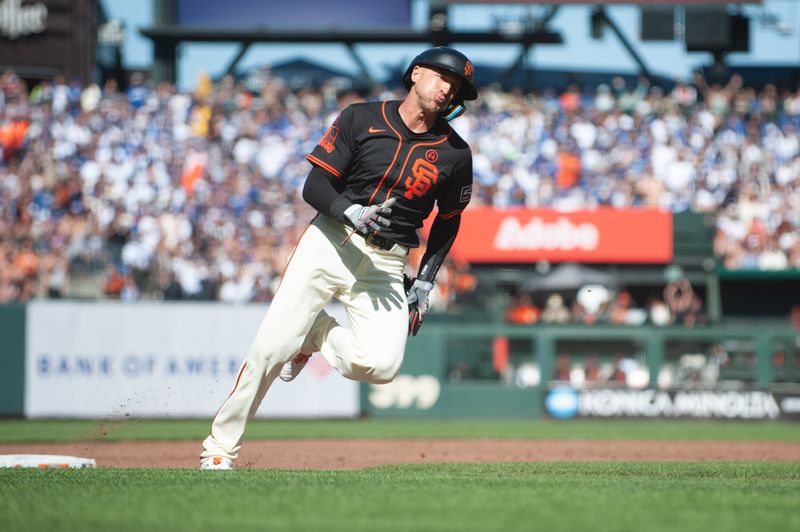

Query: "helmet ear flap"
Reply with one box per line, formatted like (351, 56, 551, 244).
(443, 104, 465, 121)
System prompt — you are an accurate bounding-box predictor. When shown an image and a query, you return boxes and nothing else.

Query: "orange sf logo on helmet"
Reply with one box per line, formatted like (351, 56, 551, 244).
(464, 61, 473, 77)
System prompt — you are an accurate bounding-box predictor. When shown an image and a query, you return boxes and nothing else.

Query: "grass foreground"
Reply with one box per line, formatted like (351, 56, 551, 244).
(0, 462, 798, 532)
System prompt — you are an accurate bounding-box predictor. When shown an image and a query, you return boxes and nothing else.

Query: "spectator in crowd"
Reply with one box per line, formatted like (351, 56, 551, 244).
(648, 297, 673, 326)
(541, 293, 571, 324)
(102, 264, 125, 298)
(573, 284, 611, 325)
(790, 305, 800, 330)
(554, 353, 571, 381)
(664, 278, 707, 327)
(610, 353, 627, 383)
(505, 293, 541, 325)
(584, 352, 601, 382)
(607, 289, 647, 326)
(450, 259, 478, 306)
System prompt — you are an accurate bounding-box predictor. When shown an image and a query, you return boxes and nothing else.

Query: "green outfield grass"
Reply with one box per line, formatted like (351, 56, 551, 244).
(0, 462, 798, 532)
(0, 418, 798, 443)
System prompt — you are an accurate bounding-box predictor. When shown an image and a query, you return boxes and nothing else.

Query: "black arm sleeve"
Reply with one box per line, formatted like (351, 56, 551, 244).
(417, 215, 461, 283)
(302, 166, 353, 224)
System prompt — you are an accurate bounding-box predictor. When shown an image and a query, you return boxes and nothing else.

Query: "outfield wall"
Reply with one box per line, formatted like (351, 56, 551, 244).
(363, 323, 800, 420)
(4, 301, 359, 419)
(0, 304, 25, 416)
(1, 302, 798, 420)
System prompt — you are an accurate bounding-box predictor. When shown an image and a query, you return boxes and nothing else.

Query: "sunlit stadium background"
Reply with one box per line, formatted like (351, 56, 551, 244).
(2, 3, 799, 531)
(1, 0, 799, 423)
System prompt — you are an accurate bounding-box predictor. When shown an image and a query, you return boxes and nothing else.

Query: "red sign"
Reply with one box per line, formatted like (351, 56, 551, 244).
(435, 207, 672, 264)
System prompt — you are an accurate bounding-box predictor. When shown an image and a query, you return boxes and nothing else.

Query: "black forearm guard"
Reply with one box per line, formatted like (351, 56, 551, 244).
(302, 166, 351, 223)
(417, 215, 461, 283)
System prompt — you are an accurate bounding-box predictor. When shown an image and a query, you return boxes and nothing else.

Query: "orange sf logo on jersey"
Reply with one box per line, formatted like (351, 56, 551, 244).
(404, 158, 439, 199)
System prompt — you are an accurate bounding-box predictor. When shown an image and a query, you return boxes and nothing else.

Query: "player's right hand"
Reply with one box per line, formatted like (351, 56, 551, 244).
(406, 278, 434, 336)
(343, 198, 395, 235)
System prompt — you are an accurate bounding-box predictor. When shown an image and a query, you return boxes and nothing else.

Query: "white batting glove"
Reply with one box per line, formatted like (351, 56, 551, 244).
(406, 279, 434, 336)
(344, 198, 396, 235)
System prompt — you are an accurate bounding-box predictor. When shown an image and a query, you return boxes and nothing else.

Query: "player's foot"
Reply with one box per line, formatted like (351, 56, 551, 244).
(279, 353, 311, 382)
(200, 456, 234, 470)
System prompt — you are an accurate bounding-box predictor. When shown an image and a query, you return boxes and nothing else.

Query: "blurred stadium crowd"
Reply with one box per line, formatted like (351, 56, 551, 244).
(1, 67, 799, 305)
(504, 277, 705, 328)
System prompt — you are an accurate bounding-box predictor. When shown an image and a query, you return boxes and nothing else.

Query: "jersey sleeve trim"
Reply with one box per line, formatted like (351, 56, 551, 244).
(306, 154, 343, 178)
(438, 208, 464, 220)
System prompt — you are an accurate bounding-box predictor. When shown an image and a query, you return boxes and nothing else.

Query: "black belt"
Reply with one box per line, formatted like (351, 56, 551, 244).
(363, 232, 399, 251)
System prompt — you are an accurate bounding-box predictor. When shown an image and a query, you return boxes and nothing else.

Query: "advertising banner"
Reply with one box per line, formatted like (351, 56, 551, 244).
(177, 0, 410, 29)
(439, 207, 673, 263)
(439, 1, 748, 4)
(25, 301, 358, 418)
(545, 387, 800, 420)
(0, 0, 95, 82)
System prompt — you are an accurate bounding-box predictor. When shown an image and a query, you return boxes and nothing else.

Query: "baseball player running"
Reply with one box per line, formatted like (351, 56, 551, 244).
(201, 47, 477, 469)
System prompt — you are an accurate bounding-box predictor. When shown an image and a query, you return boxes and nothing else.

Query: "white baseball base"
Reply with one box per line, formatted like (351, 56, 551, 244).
(0, 454, 97, 468)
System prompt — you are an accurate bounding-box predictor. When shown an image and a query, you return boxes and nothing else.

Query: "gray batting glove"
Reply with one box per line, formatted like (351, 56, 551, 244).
(344, 198, 396, 235)
(406, 279, 434, 336)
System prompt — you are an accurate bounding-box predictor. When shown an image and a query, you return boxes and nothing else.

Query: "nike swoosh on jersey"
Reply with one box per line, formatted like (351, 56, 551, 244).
(368, 126, 386, 133)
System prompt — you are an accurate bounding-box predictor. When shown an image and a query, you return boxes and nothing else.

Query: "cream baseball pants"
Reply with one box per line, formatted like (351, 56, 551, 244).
(202, 215, 409, 460)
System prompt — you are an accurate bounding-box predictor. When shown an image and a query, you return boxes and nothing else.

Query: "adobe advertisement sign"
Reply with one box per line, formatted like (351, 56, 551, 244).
(445, 207, 672, 263)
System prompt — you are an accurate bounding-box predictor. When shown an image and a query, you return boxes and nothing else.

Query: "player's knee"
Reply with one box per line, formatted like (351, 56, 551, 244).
(368, 358, 401, 384)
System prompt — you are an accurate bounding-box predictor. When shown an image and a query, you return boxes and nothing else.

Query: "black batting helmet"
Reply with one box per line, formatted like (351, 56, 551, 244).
(402, 47, 477, 103)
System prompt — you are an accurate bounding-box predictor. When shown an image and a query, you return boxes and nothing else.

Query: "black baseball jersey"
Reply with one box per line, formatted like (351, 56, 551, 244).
(306, 100, 473, 248)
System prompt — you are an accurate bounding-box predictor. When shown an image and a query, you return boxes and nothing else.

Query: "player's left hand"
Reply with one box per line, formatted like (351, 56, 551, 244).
(406, 278, 434, 336)
(343, 198, 396, 236)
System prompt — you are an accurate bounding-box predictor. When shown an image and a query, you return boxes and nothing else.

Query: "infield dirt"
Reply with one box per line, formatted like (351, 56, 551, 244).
(0, 440, 798, 468)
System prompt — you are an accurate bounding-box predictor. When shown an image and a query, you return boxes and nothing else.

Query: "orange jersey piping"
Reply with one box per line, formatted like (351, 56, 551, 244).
(210, 360, 248, 424)
(366, 101, 403, 206)
(438, 208, 464, 220)
(384, 133, 450, 202)
(306, 154, 342, 178)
